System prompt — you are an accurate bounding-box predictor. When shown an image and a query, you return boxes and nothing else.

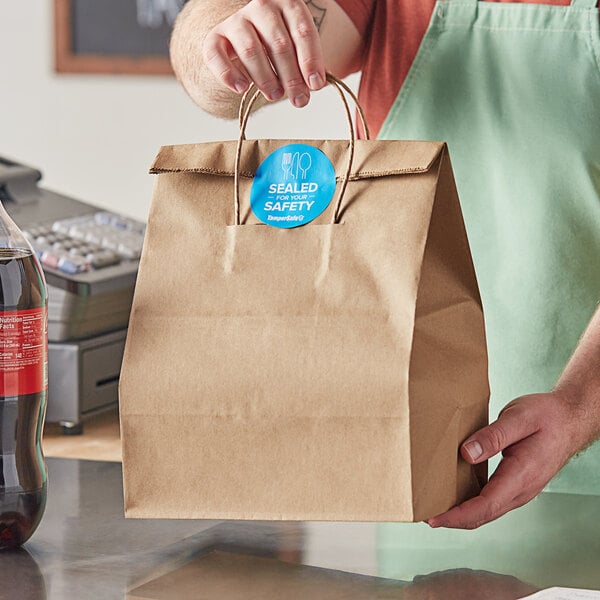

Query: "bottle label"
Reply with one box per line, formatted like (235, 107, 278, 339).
(0, 308, 48, 396)
(250, 144, 337, 228)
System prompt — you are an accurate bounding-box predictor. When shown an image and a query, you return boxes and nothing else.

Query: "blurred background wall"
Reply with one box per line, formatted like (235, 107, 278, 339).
(1, 3, 360, 221)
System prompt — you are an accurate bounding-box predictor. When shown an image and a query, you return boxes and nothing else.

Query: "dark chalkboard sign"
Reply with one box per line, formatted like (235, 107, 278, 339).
(54, 0, 187, 75)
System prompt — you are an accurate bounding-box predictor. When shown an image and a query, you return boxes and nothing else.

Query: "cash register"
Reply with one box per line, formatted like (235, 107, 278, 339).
(0, 156, 144, 433)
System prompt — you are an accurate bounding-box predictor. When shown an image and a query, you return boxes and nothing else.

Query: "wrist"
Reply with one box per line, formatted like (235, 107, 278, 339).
(551, 307, 600, 451)
(552, 381, 600, 453)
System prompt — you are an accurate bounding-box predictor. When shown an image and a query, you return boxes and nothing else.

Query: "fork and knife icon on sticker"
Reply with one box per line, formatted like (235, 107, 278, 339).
(282, 152, 312, 180)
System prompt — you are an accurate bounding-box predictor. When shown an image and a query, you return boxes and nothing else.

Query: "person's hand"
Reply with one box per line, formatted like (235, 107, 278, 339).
(427, 391, 586, 529)
(202, 0, 327, 107)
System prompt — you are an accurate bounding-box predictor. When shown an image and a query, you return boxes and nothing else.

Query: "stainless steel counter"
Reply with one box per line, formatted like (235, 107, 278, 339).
(1, 458, 599, 599)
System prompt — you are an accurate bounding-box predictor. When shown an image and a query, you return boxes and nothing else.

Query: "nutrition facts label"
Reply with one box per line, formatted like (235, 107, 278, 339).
(0, 307, 48, 396)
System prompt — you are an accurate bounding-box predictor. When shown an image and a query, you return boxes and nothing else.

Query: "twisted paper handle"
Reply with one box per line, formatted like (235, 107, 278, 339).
(234, 73, 370, 225)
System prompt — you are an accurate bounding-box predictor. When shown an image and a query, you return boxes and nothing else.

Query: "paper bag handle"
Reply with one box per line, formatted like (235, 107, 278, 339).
(234, 73, 370, 226)
(237, 74, 370, 140)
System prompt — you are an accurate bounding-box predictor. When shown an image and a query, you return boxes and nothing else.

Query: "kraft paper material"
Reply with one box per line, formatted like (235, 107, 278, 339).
(119, 116, 489, 522)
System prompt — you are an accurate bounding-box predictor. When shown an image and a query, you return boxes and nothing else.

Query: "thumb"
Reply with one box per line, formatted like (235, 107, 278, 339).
(461, 403, 538, 464)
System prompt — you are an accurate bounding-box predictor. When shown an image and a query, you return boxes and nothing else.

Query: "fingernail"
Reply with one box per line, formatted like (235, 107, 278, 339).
(270, 87, 284, 101)
(234, 79, 248, 94)
(292, 93, 309, 108)
(308, 73, 323, 90)
(464, 440, 483, 461)
(427, 519, 441, 528)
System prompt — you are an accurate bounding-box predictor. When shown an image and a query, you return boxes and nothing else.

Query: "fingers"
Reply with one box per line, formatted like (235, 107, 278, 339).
(202, 0, 326, 106)
(244, 6, 311, 106)
(460, 402, 539, 465)
(224, 18, 286, 101)
(279, 2, 326, 92)
(202, 33, 252, 94)
(426, 491, 524, 530)
(428, 438, 544, 529)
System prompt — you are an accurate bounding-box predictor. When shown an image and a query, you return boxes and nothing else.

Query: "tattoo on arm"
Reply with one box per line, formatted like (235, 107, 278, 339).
(305, 0, 327, 31)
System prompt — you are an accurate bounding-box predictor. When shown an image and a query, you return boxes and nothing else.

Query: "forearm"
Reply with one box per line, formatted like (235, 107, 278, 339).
(554, 306, 600, 449)
(170, 0, 246, 118)
(170, 0, 362, 119)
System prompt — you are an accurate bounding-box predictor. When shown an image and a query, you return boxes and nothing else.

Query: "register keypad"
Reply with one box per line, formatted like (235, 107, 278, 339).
(24, 212, 145, 275)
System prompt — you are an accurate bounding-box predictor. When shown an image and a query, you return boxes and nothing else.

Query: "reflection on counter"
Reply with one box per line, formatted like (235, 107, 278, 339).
(0, 547, 47, 600)
(378, 492, 600, 591)
(126, 550, 537, 600)
(1, 460, 598, 600)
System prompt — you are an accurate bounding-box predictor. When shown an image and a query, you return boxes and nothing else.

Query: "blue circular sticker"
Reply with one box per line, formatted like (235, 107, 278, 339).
(250, 144, 336, 228)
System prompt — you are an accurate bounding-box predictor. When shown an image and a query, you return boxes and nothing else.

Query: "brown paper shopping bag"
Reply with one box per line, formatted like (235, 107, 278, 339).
(120, 75, 489, 522)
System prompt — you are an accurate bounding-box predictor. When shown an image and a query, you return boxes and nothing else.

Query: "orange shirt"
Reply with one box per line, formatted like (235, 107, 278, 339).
(336, 0, 577, 136)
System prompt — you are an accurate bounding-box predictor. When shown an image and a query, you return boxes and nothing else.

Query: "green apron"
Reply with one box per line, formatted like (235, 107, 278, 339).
(379, 0, 600, 494)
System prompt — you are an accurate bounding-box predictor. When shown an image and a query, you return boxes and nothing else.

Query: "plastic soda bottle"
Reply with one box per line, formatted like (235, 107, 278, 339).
(0, 198, 48, 549)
